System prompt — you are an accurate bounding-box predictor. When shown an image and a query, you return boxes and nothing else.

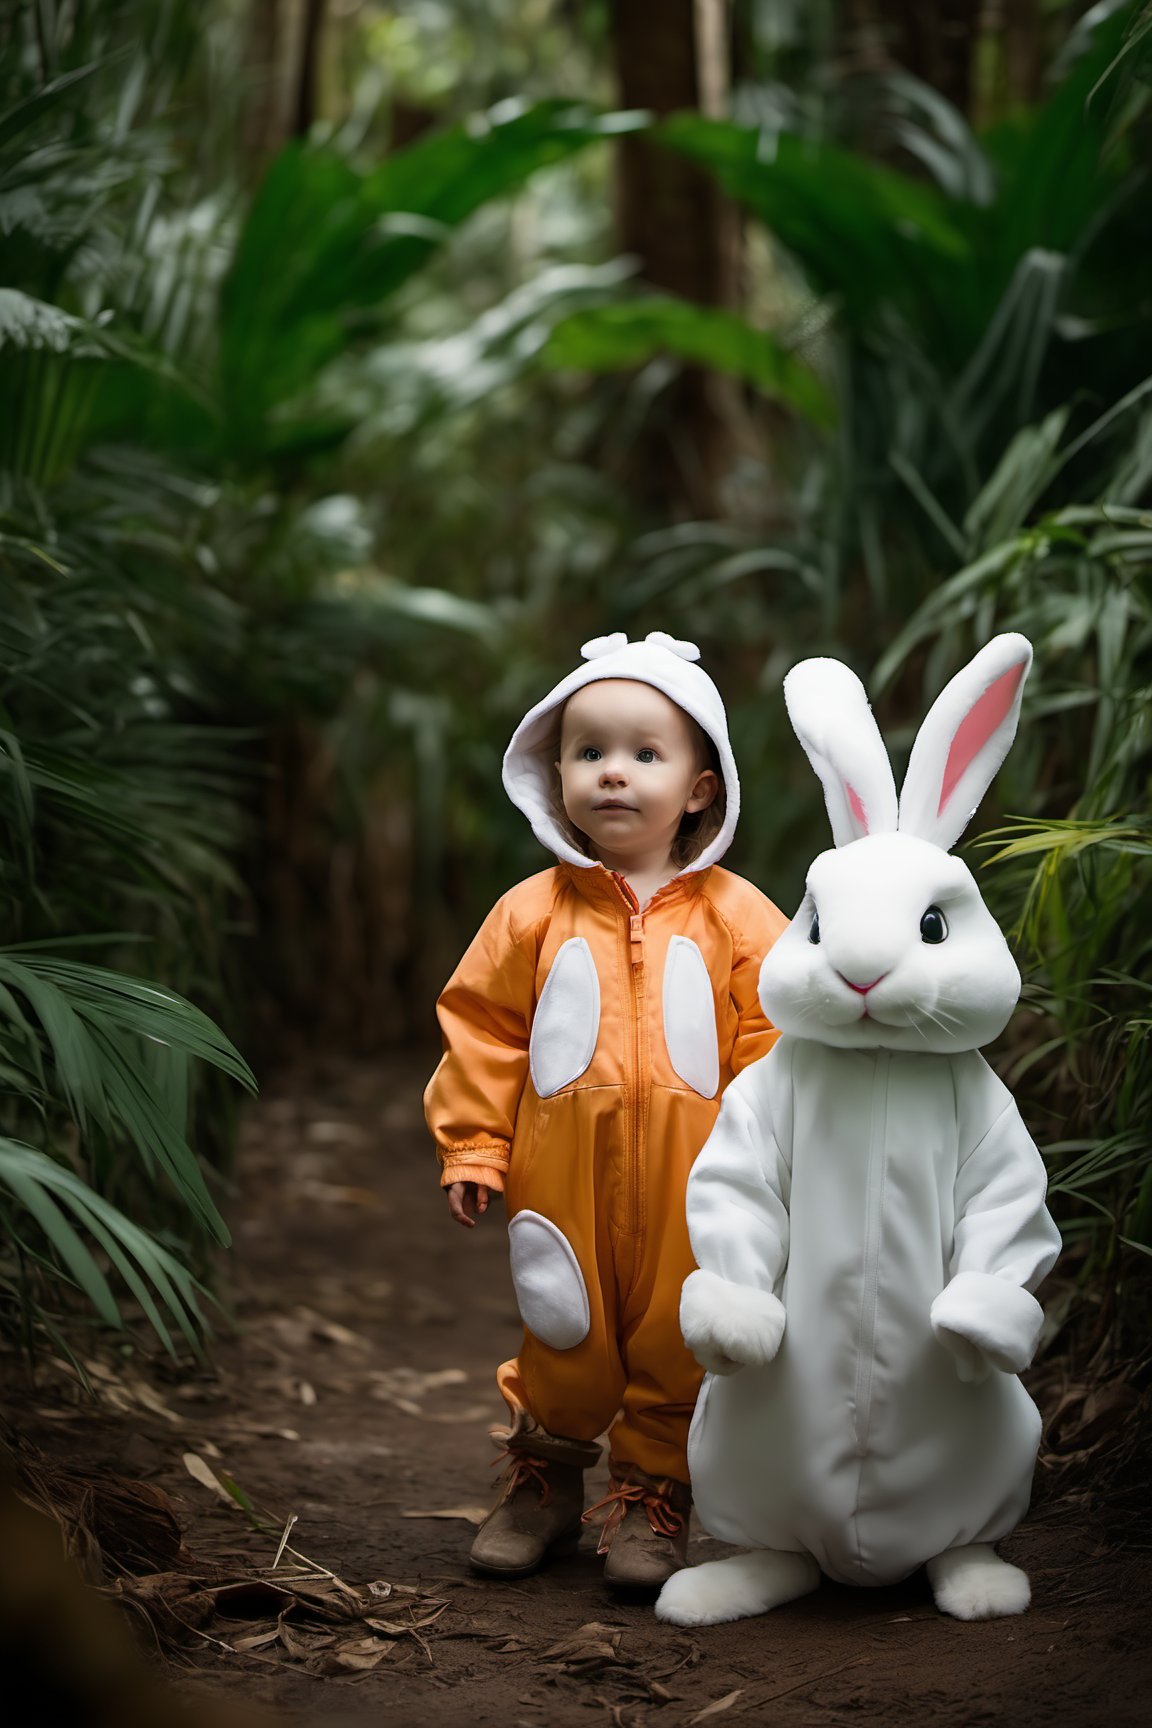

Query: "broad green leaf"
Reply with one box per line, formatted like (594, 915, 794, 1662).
(544, 296, 835, 426)
(219, 102, 647, 446)
(655, 115, 967, 322)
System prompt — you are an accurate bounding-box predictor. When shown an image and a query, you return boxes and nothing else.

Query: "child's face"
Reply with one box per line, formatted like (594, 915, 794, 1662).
(555, 680, 718, 869)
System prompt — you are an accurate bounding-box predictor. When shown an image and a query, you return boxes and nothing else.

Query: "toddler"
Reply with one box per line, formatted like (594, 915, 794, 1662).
(424, 631, 787, 1588)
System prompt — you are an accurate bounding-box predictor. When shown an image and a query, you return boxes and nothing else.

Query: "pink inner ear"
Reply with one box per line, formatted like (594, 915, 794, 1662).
(938, 663, 1026, 815)
(846, 781, 868, 833)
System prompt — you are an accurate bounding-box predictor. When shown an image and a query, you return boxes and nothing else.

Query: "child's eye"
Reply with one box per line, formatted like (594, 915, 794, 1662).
(580, 746, 602, 762)
(636, 748, 658, 764)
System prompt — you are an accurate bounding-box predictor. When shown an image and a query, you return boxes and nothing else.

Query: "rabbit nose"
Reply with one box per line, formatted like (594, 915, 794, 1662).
(839, 972, 887, 995)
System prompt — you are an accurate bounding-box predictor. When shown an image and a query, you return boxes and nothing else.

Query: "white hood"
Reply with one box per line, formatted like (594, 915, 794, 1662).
(502, 631, 740, 872)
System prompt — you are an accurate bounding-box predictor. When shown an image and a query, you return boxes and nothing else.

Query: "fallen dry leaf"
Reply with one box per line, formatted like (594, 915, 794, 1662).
(368, 1367, 467, 1400)
(690, 1689, 744, 1723)
(331, 1647, 387, 1672)
(384, 1396, 424, 1417)
(125, 1377, 183, 1424)
(401, 1505, 489, 1525)
(542, 1622, 626, 1670)
(365, 1604, 449, 1637)
(292, 1307, 373, 1350)
(182, 1452, 235, 1506)
(277, 1622, 331, 1661)
(543, 1621, 622, 1653)
(231, 1629, 282, 1652)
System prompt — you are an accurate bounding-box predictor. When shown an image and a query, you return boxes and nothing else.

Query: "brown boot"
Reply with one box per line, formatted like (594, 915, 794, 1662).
(469, 1429, 602, 1578)
(584, 1463, 691, 1591)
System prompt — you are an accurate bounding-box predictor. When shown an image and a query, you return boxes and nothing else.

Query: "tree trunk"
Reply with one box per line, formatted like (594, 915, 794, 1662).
(837, 0, 1050, 121)
(245, 0, 328, 168)
(292, 0, 328, 138)
(608, 0, 744, 518)
(243, 0, 284, 166)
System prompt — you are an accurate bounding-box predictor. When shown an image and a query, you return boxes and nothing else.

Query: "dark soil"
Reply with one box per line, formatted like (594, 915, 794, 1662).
(4, 1055, 1150, 1727)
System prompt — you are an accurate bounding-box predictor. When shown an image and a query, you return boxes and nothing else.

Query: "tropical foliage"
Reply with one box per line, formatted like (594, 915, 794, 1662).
(520, 2, 1152, 1323)
(0, 2, 638, 1354)
(0, 0, 1147, 1367)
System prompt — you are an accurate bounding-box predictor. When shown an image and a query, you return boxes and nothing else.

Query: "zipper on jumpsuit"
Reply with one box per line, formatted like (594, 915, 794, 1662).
(611, 874, 646, 1235)
(853, 1049, 891, 1460)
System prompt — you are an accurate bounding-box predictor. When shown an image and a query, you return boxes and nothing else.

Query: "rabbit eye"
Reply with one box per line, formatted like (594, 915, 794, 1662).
(808, 912, 820, 945)
(920, 905, 948, 944)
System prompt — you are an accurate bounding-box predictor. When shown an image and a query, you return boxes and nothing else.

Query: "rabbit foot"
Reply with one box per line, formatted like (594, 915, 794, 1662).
(927, 1543, 1030, 1620)
(655, 1550, 820, 1627)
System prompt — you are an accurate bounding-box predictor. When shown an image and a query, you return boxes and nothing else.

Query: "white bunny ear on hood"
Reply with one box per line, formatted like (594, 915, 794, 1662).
(784, 658, 898, 847)
(898, 633, 1032, 851)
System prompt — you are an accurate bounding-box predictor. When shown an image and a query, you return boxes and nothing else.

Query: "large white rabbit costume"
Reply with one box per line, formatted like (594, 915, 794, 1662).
(657, 634, 1061, 1628)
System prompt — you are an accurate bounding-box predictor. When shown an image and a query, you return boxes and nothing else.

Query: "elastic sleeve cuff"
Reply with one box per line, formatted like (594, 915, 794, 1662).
(930, 1271, 1044, 1374)
(439, 1163, 506, 1192)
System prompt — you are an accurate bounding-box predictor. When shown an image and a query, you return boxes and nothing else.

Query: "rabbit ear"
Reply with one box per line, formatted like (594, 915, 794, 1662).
(898, 634, 1032, 850)
(784, 658, 898, 847)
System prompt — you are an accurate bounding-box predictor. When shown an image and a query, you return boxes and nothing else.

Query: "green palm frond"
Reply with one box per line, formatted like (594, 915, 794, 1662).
(0, 1137, 211, 1353)
(0, 950, 256, 1243)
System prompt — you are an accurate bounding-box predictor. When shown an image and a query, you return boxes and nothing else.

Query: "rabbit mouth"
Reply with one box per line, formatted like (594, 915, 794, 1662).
(847, 992, 902, 1029)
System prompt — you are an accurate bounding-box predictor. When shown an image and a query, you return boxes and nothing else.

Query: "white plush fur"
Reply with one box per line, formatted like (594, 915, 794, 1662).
(675, 634, 1057, 1625)
(783, 658, 898, 846)
(898, 634, 1032, 852)
(930, 1270, 1045, 1379)
(680, 1268, 785, 1375)
(927, 1544, 1031, 1620)
(656, 1550, 821, 1626)
(757, 833, 1022, 1055)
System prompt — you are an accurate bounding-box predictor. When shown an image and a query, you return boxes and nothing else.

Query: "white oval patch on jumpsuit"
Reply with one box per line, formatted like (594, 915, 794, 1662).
(528, 936, 600, 1097)
(662, 935, 720, 1098)
(507, 1210, 590, 1350)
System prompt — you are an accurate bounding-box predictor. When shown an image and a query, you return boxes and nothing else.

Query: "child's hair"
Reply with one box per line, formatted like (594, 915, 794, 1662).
(673, 729, 725, 866)
(544, 699, 726, 870)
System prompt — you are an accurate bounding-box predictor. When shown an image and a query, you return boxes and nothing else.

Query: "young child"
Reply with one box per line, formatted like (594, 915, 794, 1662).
(424, 631, 787, 1589)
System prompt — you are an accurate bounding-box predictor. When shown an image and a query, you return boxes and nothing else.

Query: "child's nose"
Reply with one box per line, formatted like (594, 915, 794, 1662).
(599, 757, 628, 784)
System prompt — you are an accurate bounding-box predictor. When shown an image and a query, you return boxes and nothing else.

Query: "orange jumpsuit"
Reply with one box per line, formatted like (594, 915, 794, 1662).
(425, 858, 787, 1481)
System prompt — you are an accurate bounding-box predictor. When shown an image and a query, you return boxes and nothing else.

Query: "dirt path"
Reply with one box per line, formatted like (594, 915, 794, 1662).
(6, 1056, 1150, 1726)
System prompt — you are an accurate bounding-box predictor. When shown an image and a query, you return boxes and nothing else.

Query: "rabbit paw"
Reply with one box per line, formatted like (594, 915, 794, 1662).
(930, 1272, 1045, 1378)
(680, 1270, 785, 1375)
(927, 1544, 1030, 1620)
(656, 1551, 820, 1626)
(933, 1329, 992, 1384)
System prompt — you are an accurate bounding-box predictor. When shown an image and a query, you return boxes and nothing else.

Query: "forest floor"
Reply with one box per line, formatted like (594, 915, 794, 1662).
(3, 1053, 1150, 1728)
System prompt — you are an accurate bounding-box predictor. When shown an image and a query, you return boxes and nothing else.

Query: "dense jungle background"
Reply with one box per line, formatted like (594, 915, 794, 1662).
(0, 2, 1149, 1724)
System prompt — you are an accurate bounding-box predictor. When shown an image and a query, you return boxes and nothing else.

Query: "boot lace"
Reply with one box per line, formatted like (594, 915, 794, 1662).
(581, 1477, 683, 1556)
(491, 1449, 552, 1507)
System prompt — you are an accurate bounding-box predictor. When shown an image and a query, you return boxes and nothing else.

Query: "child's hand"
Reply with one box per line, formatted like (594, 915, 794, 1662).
(446, 1181, 490, 1228)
